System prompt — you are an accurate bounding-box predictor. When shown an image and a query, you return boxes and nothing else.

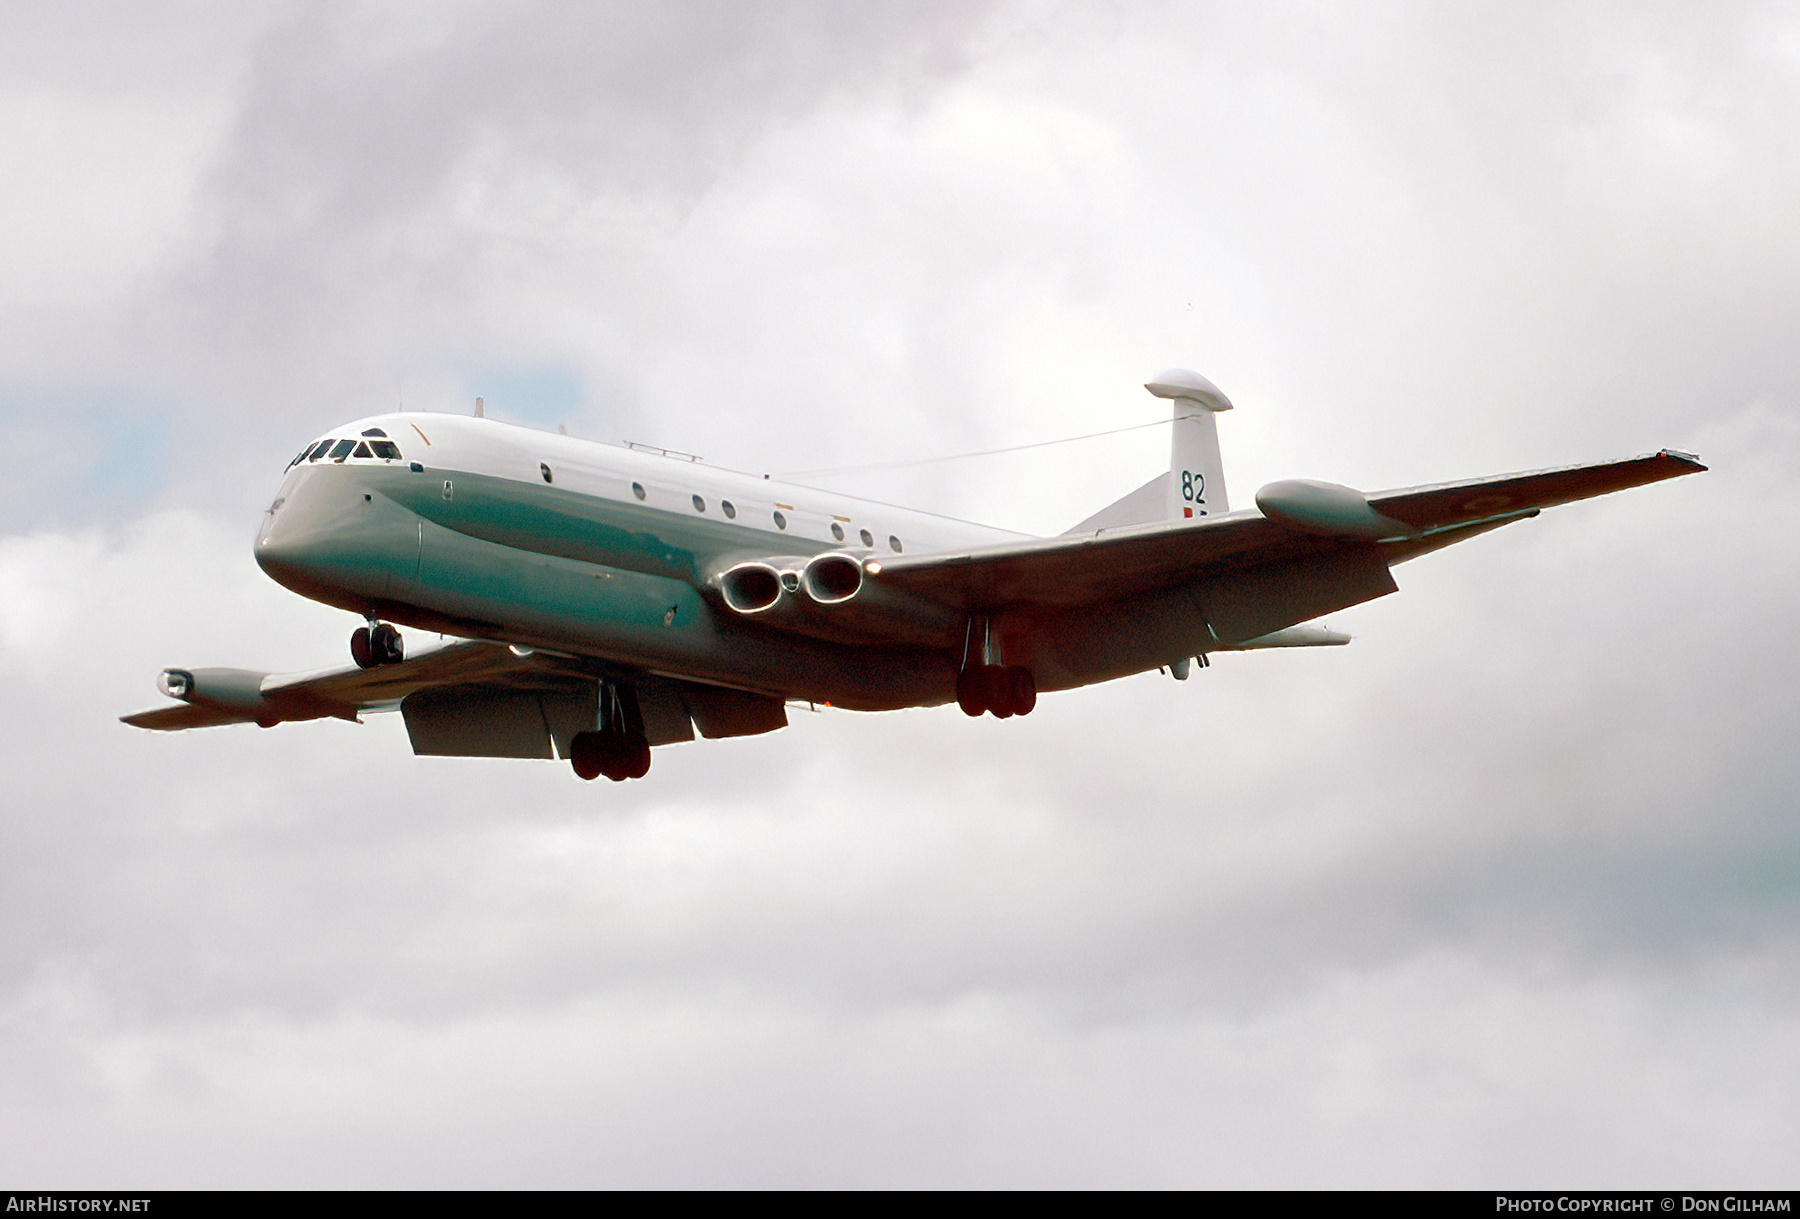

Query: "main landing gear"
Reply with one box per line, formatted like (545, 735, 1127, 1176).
(956, 664, 1036, 718)
(957, 615, 1037, 719)
(350, 620, 403, 668)
(570, 681, 652, 782)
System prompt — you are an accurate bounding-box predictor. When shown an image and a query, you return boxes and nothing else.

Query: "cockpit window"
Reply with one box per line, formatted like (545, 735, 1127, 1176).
(361, 428, 388, 438)
(294, 436, 405, 468)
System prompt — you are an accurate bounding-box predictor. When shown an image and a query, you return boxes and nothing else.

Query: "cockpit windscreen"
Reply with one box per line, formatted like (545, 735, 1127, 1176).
(286, 433, 405, 470)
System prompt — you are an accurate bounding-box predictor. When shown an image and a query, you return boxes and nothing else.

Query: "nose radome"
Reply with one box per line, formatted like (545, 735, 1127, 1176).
(255, 514, 328, 595)
(253, 466, 421, 608)
(252, 473, 352, 597)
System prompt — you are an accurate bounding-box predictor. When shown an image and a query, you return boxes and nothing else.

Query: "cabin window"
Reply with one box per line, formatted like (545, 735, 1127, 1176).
(859, 529, 874, 548)
(773, 511, 787, 530)
(721, 500, 736, 519)
(888, 535, 903, 553)
(830, 523, 845, 542)
(329, 439, 356, 462)
(692, 494, 706, 512)
(540, 463, 553, 484)
(631, 482, 646, 501)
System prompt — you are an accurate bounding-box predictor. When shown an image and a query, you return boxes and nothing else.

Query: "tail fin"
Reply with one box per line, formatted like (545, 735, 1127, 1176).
(1062, 369, 1234, 534)
(1147, 369, 1231, 519)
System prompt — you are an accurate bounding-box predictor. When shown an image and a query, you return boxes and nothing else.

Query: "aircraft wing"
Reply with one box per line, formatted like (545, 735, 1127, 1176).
(120, 639, 579, 731)
(863, 449, 1706, 612)
(1366, 449, 1707, 530)
(122, 639, 789, 752)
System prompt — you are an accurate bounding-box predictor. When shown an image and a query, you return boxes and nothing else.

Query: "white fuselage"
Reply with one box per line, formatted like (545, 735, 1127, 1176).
(255, 413, 1028, 710)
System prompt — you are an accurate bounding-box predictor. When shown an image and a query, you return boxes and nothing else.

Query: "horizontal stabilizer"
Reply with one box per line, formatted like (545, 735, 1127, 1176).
(1216, 624, 1351, 650)
(1066, 472, 1168, 534)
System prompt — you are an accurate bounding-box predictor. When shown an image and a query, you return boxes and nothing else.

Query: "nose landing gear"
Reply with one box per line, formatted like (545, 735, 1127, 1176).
(570, 681, 652, 782)
(350, 621, 404, 669)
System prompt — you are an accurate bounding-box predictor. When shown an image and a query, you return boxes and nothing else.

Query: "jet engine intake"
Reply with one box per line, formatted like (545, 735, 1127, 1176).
(718, 562, 784, 614)
(707, 551, 956, 646)
(803, 552, 864, 604)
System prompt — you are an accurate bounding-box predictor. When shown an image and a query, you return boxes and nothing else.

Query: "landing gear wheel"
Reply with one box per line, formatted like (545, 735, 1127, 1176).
(956, 669, 986, 717)
(957, 665, 1037, 718)
(988, 666, 1016, 719)
(1007, 666, 1037, 717)
(350, 626, 373, 669)
(570, 730, 651, 782)
(596, 732, 633, 782)
(371, 622, 403, 665)
(570, 731, 605, 781)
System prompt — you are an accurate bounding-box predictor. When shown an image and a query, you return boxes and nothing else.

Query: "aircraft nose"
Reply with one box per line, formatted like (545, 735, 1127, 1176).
(254, 531, 308, 585)
(253, 469, 413, 604)
(255, 492, 334, 594)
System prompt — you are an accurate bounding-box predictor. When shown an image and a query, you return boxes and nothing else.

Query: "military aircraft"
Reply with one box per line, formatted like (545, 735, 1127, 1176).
(123, 370, 1705, 781)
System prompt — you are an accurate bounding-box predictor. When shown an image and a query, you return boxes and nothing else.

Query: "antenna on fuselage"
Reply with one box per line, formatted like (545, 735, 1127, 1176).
(474, 396, 484, 418)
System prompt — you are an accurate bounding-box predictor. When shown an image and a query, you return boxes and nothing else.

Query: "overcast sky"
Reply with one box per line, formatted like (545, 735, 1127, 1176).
(2, 0, 1796, 1188)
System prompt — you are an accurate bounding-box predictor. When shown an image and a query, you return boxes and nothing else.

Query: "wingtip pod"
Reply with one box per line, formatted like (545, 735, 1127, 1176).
(123, 666, 277, 730)
(160, 667, 269, 708)
(1255, 479, 1415, 540)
